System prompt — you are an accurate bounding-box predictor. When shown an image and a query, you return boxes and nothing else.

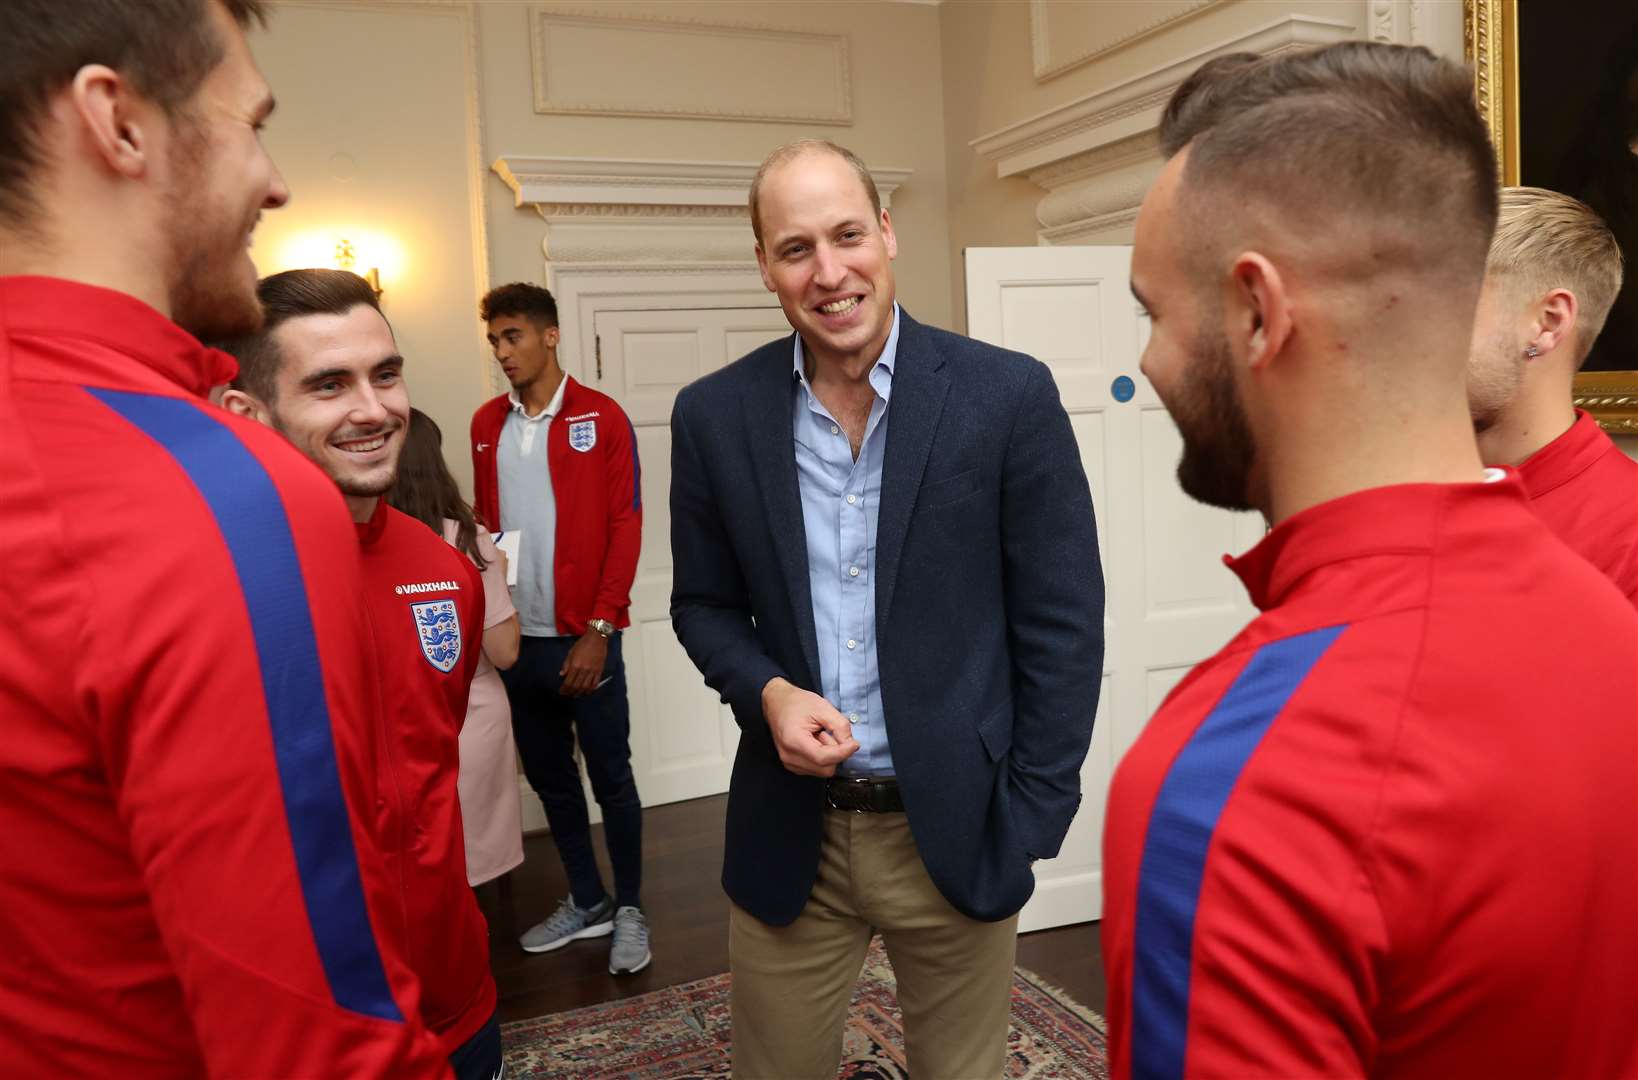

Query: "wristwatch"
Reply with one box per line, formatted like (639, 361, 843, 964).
(586, 618, 615, 639)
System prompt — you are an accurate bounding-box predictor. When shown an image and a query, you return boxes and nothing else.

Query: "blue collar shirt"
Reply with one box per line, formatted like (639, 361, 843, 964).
(791, 304, 900, 777)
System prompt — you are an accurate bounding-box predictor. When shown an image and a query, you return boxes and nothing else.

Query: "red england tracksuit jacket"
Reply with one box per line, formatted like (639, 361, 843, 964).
(0, 276, 449, 1077)
(354, 500, 494, 1055)
(470, 377, 640, 635)
(1102, 476, 1638, 1080)
(1513, 409, 1638, 605)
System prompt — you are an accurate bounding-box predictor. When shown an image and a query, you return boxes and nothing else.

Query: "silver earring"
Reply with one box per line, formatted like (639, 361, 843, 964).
(1525, 345, 1540, 358)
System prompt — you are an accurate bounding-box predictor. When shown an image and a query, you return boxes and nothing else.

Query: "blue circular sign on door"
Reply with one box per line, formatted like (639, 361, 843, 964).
(1111, 375, 1136, 402)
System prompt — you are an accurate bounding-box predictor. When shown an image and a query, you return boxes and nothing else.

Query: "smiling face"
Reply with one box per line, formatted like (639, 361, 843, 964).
(754, 149, 897, 370)
(161, 0, 289, 340)
(486, 313, 558, 391)
(266, 304, 408, 503)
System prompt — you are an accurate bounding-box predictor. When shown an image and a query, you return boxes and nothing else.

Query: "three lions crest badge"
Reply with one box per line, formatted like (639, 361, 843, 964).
(568, 419, 597, 453)
(412, 599, 462, 673)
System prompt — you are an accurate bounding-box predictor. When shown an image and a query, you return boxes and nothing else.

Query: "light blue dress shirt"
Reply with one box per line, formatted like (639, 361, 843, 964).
(792, 305, 900, 777)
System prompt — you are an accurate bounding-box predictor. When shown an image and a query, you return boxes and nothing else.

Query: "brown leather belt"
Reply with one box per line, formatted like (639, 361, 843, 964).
(825, 776, 904, 813)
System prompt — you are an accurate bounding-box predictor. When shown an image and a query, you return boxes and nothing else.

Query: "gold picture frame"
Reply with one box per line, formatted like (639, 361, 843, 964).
(1465, 0, 1638, 433)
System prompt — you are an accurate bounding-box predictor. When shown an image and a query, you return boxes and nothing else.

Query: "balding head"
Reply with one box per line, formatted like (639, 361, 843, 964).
(749, 139, 881, 245)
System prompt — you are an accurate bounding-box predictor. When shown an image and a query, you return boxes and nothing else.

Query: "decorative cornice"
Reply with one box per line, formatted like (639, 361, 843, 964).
(541, 220, 756, 266)
(1035, 157, 1163, 231)
(1027, 132, 1159, 191)
(1030, 0, 1222, 82)
(1041, 206, 1142, 246)
(492, 155, 911, 215)
(972, 14, 1357, 179)
(532, 204, 749, 220)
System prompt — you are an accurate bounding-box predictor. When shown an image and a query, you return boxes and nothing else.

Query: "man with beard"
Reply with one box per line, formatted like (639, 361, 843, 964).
(219, 269, 500, 1080)
(1468, 187, 1638, 603)
(469, 283, 648, 973)
(0, 2, 447, 1075)
(669, 140, 1103, 1078)
(1102, 44, 1638, 1079)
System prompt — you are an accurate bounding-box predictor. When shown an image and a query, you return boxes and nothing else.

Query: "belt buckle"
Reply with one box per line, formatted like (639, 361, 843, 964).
(828, 776, 872, 813)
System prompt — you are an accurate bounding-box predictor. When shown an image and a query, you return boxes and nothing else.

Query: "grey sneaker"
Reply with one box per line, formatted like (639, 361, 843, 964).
(519, 896, 614, 954)
(608, 906, 651, 975)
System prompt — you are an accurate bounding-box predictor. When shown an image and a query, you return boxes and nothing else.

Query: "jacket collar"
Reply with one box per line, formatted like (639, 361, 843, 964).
(1516, 410, 1615, 500)
(0, 275, 237, 396)
(1227, 471, 1526, 611)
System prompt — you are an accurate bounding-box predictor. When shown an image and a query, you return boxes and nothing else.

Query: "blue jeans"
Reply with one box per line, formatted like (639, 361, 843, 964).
(501, 632, 643, 910)
(448, 1009, 504, 1080)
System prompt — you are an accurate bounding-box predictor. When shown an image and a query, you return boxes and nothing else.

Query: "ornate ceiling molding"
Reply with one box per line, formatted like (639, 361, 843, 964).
(971, 13, 1357, 244)
(492, 155, 912, 218)
(491, 155, 914, 269)
(971, 14, 1357, 180)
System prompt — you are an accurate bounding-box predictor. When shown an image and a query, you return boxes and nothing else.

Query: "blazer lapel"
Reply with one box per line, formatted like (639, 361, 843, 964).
(743, 340, 822, 689)
(876, 313, 950, 627)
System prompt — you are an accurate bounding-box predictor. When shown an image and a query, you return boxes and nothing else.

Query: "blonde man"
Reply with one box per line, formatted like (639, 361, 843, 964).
(1468, 186, 1638, 602)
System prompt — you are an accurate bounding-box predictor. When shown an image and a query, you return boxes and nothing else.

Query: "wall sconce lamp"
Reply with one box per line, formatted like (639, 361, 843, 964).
(334, 238, 383, 300)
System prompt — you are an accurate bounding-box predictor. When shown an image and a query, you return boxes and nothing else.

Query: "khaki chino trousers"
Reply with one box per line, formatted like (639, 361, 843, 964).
(729, 807, 1018, 1080)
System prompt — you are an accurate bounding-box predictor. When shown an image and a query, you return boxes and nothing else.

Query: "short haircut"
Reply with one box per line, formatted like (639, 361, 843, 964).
(1158, 42, 1499, 284)
(479, 282, 558, 328)
(1486, 187, 1624, 367)
(0, 0, 268, 228)
(217, 269, 382, 404)
(749, 139, 882, 245)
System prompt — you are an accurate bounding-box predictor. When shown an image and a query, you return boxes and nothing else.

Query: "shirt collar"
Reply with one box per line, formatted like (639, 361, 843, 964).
(0, 275, 238, 396)
(793, 302, 900, 401)
(508, 372, 568, 420)
(1225, 472, 1527, 611)
(1515, 410, 1614, 499)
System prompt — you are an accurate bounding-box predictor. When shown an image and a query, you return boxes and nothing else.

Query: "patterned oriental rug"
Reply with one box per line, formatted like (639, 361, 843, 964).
(502, 938, 1109, 1079)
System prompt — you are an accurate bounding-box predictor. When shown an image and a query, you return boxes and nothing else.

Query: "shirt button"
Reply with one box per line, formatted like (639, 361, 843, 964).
(831, 424, 840, 435)
(847, 639, 857, 650)
(849, 566, 860, 577)
(848, 712, 859, 723)
(846, 494, 857, 505)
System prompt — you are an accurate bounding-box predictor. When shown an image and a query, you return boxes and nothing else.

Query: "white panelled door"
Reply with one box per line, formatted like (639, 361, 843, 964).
(965, 247, 1263, 933)
(593, 306, 791, 807)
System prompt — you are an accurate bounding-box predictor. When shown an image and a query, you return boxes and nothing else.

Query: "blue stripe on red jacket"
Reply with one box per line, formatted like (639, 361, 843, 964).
(1131, 624, 1348, 1080)
(88, 388, 402, 1022)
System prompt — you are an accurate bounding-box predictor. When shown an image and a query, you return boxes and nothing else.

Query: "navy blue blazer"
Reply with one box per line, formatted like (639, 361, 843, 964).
(669, 310, 1104, 925)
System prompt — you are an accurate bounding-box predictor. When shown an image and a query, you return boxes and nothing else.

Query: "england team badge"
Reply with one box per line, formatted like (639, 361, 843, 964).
(568, 419, 597, 453)
(411, 599, 462, 673)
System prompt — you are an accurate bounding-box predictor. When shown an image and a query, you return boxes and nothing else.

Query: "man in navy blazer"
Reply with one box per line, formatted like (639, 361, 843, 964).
(669, 139, 1103, 1079)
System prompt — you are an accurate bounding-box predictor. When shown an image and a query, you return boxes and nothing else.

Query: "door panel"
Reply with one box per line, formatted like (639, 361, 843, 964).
(594, 306, 790, 807)
(966, 246, 1261, 932)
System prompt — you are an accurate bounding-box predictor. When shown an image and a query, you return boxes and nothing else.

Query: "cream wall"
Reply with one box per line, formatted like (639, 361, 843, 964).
(477, 0, 954, 333)
(246, 1, 951, 498)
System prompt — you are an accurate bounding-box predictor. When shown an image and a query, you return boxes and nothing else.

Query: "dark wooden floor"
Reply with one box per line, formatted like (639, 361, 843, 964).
(474, 794, 1106, 1023)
